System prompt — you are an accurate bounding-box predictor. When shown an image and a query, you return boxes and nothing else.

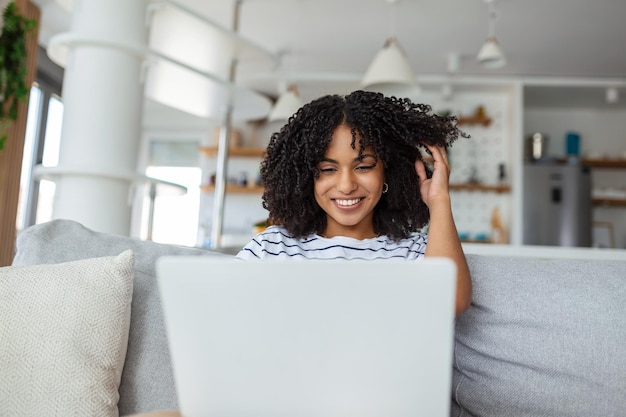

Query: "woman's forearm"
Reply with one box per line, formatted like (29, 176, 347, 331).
(424, 197, 472, 317)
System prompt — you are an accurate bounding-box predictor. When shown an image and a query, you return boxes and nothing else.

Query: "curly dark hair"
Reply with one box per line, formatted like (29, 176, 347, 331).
(261, 90, 468, 240)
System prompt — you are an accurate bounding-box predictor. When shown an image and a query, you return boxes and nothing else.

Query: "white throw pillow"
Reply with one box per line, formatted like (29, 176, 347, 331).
(0, 250, 134, 416)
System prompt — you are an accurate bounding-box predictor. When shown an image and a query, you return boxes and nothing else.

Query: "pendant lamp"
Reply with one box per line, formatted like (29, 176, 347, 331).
(361, 37, 418, 95)
(477, 0, 506, 69)
(268, 84, 303, 122)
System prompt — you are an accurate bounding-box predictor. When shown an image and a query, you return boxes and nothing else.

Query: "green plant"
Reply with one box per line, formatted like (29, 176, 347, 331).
(0, 1, 37, 150)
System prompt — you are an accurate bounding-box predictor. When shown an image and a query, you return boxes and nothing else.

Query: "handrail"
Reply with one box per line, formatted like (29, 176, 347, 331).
(34, 164, 187, 241)
(33, 165, 188, 195)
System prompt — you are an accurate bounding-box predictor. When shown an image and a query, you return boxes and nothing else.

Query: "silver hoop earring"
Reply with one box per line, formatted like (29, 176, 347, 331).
(382, 183, 389, 194)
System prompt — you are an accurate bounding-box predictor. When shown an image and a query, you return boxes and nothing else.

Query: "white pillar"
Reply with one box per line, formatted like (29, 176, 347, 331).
(51, 0, 147, 235)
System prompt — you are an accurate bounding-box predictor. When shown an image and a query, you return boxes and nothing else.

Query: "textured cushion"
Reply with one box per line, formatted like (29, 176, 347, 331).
(0, 250, 134, 416)
(452, 254, 626, 417)
(12, 219, 232, 416)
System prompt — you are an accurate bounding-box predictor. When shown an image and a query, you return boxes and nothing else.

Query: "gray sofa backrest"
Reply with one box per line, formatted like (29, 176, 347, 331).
(453, 253, 626, 417)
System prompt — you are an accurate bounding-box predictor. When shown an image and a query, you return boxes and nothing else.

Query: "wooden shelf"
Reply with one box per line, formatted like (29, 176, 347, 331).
(457, 115, 492, 127)
(592, 198, 626, 207)
(449, 183, 511, 193)
(199, 146, 266, 158)
(555, 157, 626, 168)
(583, 158, 626, 168)
(201, 184, 264, 194)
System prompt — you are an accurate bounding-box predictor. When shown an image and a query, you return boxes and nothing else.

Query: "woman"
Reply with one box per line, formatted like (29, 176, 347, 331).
(237, 90, 472, 317)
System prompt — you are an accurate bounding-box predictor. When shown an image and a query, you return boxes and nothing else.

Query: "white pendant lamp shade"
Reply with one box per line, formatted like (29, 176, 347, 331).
(268, 85, 304, 122)
(477, 36, 506, 69)
(361, 37, 417, 95)
(477, 0, 506, 69)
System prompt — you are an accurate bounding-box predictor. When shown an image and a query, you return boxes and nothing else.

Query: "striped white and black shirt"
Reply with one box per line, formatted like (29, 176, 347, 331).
(236, 225, 428, 260)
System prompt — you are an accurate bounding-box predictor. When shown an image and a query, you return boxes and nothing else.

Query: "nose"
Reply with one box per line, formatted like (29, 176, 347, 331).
(336, 169, 357, 194)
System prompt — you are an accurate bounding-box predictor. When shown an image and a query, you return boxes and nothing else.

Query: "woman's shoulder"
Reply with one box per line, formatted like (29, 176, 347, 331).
(254, 225, 299, 241)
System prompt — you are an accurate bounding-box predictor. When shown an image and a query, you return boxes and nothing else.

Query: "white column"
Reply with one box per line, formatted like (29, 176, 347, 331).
(51, 0, 147, 235)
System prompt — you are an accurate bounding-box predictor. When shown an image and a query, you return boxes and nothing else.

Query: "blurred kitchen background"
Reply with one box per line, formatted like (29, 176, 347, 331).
(6, 0, 626, 255)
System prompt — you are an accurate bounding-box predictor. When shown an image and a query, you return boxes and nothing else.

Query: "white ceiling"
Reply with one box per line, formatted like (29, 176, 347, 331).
(33, 0, 626, 112)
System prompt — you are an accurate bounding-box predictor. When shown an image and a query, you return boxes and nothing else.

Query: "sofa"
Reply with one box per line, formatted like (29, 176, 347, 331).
(3, 218, 626, 416)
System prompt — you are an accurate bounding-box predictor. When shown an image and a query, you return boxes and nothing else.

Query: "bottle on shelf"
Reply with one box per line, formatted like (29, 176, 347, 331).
(490, 207, 507, 244)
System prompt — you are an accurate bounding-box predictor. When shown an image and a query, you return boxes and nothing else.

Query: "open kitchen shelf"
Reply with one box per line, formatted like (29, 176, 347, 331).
(582, 158, 626, 168)
(457, 115, 492, 127)
(449, 183, 511, 193)
(201, 184, 264, 194)
(199, 146, 266, 158)
(592, 198, 626, 207)
(555, 157, 626, 168)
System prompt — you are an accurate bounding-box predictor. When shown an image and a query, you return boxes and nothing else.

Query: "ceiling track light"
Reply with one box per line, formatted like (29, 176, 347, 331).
(477, 0, 506, 69)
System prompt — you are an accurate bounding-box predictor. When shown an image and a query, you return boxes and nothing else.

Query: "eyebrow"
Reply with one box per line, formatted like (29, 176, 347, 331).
(319, 153, 377, 164)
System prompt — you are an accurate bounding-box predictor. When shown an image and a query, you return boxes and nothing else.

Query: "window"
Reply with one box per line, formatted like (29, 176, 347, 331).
(16, 85, 42, 231)
(135, 138, 203, 247)
(36, 94, 63, 224)
(17, 47, 65, 232)
(16, 85, 64, 231)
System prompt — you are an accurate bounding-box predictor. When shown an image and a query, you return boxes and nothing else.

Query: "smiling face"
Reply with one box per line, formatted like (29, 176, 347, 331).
(314, 124, 385, 239)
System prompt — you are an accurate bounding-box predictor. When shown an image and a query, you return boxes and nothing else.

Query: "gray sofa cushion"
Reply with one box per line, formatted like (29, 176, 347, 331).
(453, 254, 626, 417)
(12, 219, 232, 416)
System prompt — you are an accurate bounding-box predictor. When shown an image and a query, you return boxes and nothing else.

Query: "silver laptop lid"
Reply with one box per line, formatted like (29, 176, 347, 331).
(157, 257, 456, 417)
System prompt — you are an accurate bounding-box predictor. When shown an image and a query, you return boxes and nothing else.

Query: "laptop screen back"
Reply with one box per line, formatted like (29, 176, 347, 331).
(157, 257, 456, 417)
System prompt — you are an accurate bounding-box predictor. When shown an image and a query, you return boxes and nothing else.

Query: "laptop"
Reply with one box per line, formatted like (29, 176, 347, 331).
(157, 257, 457, 417)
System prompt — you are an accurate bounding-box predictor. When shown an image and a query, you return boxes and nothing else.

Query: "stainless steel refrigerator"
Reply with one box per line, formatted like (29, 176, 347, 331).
(523, 163, 592, 247)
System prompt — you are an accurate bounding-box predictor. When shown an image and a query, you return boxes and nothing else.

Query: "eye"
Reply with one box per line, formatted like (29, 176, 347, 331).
(355, 162, 377, 172)
(318, 166, 336, 174)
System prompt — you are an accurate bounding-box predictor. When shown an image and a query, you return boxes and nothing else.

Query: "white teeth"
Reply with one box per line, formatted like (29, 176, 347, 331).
(336, 198, 361, 206)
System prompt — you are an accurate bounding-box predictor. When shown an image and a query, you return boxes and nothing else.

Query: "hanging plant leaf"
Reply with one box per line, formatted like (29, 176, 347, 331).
(0, 1, 37, 150)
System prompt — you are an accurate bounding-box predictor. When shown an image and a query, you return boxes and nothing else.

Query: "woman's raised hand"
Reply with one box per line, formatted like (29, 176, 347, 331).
(415, 144, 451, 208)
